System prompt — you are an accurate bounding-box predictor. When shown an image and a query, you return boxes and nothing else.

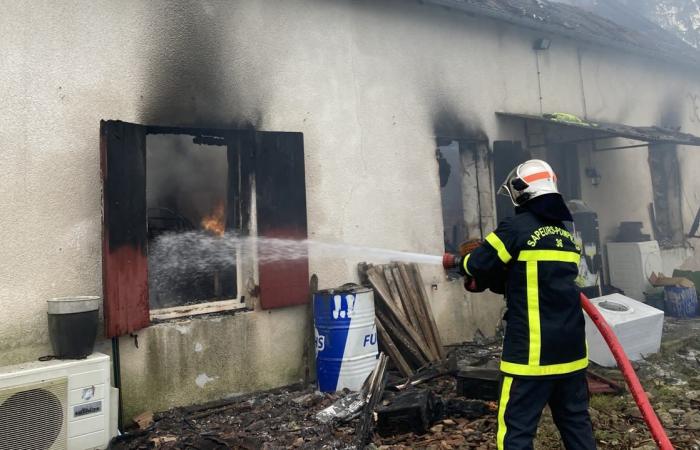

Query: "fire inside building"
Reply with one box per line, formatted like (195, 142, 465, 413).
(1, 0, 700, 448)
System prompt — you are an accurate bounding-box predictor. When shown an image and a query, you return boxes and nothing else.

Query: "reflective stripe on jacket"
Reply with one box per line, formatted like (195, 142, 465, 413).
(464, 210, 587, 377)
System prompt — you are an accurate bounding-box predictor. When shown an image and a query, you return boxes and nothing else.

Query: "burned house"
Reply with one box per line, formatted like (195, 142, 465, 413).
(2, 0, 700, 424)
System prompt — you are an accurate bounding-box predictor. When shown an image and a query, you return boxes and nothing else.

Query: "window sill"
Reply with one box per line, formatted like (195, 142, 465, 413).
(149, 299, 248, 321)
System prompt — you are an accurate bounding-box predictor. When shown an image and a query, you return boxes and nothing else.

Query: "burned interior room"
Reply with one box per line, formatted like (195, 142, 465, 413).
(146, 133, 237, 310)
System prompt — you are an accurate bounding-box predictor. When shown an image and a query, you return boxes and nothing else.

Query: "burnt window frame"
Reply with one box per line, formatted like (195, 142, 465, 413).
(436, 136, 494, 256)
(101, 120, 309, 338)
(144, 127, 251, 321)
(648, 143, 685, 247)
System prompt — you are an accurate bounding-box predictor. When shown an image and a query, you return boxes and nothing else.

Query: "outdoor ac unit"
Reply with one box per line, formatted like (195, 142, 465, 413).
(0, 352, 116, 450)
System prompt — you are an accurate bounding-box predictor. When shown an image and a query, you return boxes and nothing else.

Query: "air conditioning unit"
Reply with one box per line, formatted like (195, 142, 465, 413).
(0, 352, 116, 450)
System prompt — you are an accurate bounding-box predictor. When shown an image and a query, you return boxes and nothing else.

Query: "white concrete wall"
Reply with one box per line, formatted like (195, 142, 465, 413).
(2, 0, 700, 417)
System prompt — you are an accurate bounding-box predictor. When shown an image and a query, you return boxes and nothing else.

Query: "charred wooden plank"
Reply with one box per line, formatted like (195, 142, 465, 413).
(383, 266, 405, 312)
(410, 263, 446, 359)
(375, 309, 427, 367)
(398, 263, 440, 361)
(377, 320, 414, 378)
(356, 353, 388, 449)
(391, 265, 421, 331)
(366, 267, 432, 362)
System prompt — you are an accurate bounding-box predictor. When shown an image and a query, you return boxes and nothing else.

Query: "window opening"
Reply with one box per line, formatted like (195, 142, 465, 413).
(102, 120, 309, 335)
(438, 140, 466, 254)
(438, 139, 494, 256)
(146, 134, 239, 311)
(648, 144, 684, 246)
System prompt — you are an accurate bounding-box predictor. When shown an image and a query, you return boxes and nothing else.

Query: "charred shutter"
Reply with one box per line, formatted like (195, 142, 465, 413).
(100, 120, 150, 337)
(255, 132, 309, 309)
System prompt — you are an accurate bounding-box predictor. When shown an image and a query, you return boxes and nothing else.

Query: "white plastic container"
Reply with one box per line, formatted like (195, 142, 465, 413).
(606, 241, 662, 301)
(584, 293, 664, 367)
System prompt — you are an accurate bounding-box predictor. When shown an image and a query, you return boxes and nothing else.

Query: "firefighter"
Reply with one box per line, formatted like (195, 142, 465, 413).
(459, 159, 596, 450)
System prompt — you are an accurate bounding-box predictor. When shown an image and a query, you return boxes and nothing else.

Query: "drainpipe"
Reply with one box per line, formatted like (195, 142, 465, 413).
(111, 337, 123, 432)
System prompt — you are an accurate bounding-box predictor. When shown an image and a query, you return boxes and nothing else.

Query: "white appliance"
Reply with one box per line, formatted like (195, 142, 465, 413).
(606, 241, 663, 301)
(0, 352, 116, 450)
(584, 293, 664, 367)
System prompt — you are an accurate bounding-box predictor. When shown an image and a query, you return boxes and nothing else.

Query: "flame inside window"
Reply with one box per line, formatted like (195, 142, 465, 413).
(201, 202, 226, 236)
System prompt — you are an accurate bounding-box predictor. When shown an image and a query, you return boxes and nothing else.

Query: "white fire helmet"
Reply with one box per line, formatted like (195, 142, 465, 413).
(498, 159, 559, 206)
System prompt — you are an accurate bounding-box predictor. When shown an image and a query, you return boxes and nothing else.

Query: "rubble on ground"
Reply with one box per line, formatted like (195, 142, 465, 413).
(111, 318, 700, 450)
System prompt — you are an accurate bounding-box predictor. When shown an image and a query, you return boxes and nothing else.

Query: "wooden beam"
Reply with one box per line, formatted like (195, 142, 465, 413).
(367, 267, 433, 363)
(375, 309, 428, 367)
(391, 265, 421, 331)
(411, 263, 446, 360)
(376, 320, 413, 378)
(398, 263, 440, 360)
(383, 266, 405, 313)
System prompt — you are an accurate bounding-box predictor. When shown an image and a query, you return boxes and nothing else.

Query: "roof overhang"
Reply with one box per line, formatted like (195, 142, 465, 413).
(497, 112, 700, 147)
(423, 1, 700, 70)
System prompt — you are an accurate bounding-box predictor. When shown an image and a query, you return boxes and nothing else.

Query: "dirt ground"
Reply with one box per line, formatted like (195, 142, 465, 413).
(110, 318, 700, 450)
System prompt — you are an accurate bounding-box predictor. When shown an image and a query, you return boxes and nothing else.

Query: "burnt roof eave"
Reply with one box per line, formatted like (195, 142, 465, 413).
(496, 112, 700, 146)
(423, 0, 700, 71)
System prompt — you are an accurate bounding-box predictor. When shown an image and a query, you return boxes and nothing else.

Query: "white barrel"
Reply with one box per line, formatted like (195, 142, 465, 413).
(314, 285, 378, 392)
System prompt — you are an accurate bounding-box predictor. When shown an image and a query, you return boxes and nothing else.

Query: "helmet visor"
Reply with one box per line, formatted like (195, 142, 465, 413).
(498, 166, 521, 205)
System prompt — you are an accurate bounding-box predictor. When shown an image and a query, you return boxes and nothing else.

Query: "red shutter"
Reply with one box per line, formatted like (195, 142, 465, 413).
(255, 132, 309, 309)
(100, 120, 150, 337)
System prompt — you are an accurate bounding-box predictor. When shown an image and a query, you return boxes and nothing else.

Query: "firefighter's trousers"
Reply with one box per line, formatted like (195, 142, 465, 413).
(497, 370, 596, 450)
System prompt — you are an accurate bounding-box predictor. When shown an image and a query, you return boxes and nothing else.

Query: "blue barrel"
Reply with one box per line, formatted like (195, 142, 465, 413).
(664, 286, 698, 318)
(314, 285, 378, 392)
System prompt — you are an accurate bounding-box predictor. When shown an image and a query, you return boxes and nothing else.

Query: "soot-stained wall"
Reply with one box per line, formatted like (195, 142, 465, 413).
(2, 0, 700, 418)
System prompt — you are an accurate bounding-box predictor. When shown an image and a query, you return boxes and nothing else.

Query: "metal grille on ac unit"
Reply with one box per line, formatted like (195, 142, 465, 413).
(0, 378, 68, 450)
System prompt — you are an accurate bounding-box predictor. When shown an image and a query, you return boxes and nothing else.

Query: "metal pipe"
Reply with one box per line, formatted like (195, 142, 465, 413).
(111, 337, 123, 432)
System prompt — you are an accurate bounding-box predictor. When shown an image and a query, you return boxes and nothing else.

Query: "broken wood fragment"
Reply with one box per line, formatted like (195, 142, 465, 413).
(376, 308, 428, 367)
(391, 265, 422, 331)
(383, 266, 404, 311)
(356, 353, 388, 449)
(360, 262, 446, 378)
(411, 263, 445, 359)
(398, 263, 440, 360)
(366, 267, 433, 362)
(377, 319, 414, 378)
(133, 410, 154, 430)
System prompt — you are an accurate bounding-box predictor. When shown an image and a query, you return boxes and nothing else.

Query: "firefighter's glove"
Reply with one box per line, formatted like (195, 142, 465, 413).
(464, 276, 486, 293)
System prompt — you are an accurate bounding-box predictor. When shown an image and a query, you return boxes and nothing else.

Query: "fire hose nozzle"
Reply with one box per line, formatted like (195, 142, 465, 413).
(442, 253, 459, 270)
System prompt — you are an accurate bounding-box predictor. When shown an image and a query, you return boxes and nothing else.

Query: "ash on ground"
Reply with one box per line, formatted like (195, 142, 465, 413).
(110, 318, 700, 450)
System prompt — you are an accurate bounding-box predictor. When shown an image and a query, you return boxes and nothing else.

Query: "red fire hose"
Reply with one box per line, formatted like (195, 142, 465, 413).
(580, 292, 674, 450)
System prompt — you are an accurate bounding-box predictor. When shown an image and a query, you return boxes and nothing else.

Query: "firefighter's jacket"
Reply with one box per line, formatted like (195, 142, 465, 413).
(462, 210, 587, 377)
